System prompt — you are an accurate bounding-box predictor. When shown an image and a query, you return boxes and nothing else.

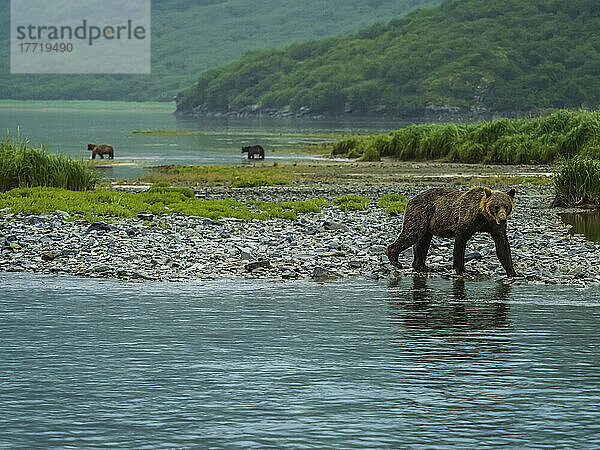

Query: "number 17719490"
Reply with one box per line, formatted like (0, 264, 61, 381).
(19, 42, 73, 52)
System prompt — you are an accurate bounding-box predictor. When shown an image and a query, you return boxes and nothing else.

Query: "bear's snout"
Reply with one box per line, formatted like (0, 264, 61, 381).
(496, 210, 508, 225)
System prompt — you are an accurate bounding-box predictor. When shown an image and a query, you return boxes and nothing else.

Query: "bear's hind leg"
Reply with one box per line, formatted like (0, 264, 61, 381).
(387, 224, 427, 269)
(453, 228, 470, 275)
(412, 232, 433, 272)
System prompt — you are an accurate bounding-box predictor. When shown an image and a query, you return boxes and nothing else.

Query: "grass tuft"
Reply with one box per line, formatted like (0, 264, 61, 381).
(0, 185, 332, 222)
(140, 165, 291, 187)
(553, 159, 600, 207)
(0, 136, 98, 191)
(333, 195, 370, 211)
(332, 110, 600, 164)
(377, 193, 408, 214)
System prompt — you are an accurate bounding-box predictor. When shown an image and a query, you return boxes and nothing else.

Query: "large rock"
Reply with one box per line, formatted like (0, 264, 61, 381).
(369, 245, 387, 255)
(86, 222, 114, 233)
(137, 212, 154, 221)
(244, 260, 271, 272)
(237, 246, 255, 261)
(312, 266, 341, 282)
(41, 250, 61, 262)
(53, 211, 70, 220)
(465, 251, 483, 262)
(324, 221, 349, 232)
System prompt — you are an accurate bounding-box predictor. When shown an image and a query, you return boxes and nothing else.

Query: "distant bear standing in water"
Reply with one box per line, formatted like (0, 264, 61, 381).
(242, 145, 265, 160)
(386, 186, 518, 277)
(88, 144, 114, 159)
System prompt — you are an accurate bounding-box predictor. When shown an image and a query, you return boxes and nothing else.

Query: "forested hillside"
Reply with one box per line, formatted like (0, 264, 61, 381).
(0, 0, 436, 101)
(176, 0, 600, 116)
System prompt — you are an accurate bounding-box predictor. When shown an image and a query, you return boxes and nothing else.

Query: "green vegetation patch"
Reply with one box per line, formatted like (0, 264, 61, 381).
(332, 110, 600, 164)
(176, 0, 600, 115)
(333, 195, 370, 211)
(0, 137, 98, 192)
(553, 159, 600, 207)
(0, 185, 332, 222)
(377, 193, 408, 214)
(139, 165, 292, 188)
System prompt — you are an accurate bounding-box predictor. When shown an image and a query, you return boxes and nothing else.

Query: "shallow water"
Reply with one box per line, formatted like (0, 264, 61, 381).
(561, 210, 600, 242)
(2, 273, 600, 447)
(0, 101, 405, 178)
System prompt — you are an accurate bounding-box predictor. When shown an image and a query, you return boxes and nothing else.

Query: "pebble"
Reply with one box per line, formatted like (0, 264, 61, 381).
(41, 250, 61, 261)
(0, 184, 598, 286)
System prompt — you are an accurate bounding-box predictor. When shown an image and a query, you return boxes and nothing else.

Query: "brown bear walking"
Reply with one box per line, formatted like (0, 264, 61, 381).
(88, 144, 114, 159)
(387, 186, 517, 277)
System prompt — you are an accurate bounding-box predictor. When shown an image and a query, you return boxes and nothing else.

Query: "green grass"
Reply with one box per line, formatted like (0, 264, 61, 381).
(553, 159, 600, 207)
(332, 110, 600, 164)
(0, 184, 401, 220)
(0, 184, 333, 222)
(377, 193, 408, 214)
(333, 195, 370, 211)
(0, 137, 99, 191)
(139, 165, 292, 187)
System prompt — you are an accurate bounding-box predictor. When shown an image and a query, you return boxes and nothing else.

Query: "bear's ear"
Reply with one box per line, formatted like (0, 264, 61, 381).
(507, 188, 516, 198)
(484, 187, 493, 198)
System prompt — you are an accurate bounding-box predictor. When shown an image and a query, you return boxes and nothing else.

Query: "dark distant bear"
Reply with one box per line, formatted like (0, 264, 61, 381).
(88, 144, 114, 159)
(242, 145, 265, 160)
(386, 187, 517, 277)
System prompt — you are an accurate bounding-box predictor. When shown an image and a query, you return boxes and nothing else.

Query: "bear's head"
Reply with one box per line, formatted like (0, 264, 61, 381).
(481, 187, 515, 226)
(87, 144, 96, 151)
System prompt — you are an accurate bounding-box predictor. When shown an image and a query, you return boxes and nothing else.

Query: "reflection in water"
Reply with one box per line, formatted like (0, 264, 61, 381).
(3, 273, 600, 448)
(561, 211, 600, 242)
(387, 276, 511, 331)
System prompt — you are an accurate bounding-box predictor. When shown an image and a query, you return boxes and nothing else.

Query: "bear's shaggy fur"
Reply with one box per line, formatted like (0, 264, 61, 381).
(386, 186, 517, 276)
(88, 144, 114, 159)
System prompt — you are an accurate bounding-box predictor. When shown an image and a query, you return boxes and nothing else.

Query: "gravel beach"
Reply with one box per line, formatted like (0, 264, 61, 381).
(1, 184, 599, 286)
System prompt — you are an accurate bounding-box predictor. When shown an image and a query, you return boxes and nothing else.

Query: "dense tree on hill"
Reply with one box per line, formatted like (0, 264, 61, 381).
(0, 0, 436, 101)
(176, 0, 600, 115)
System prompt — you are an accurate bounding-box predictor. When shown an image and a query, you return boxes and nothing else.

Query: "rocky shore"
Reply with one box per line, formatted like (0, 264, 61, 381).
(1, 185, 599, 286)
(176, 104, 535, 124)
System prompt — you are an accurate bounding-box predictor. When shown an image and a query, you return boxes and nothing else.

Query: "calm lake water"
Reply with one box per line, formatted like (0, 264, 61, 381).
(561, 211, 600, 242)
(2, 273, 600, 447)
(0, 101, 405, 178)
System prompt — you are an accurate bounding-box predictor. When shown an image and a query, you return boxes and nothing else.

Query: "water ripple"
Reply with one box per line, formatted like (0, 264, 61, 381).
(1, 273, 600, 447)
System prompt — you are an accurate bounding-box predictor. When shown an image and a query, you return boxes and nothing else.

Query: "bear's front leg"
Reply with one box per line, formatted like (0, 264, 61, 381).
(490, 228, 518, 277)
(453, 230, 470, 274)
